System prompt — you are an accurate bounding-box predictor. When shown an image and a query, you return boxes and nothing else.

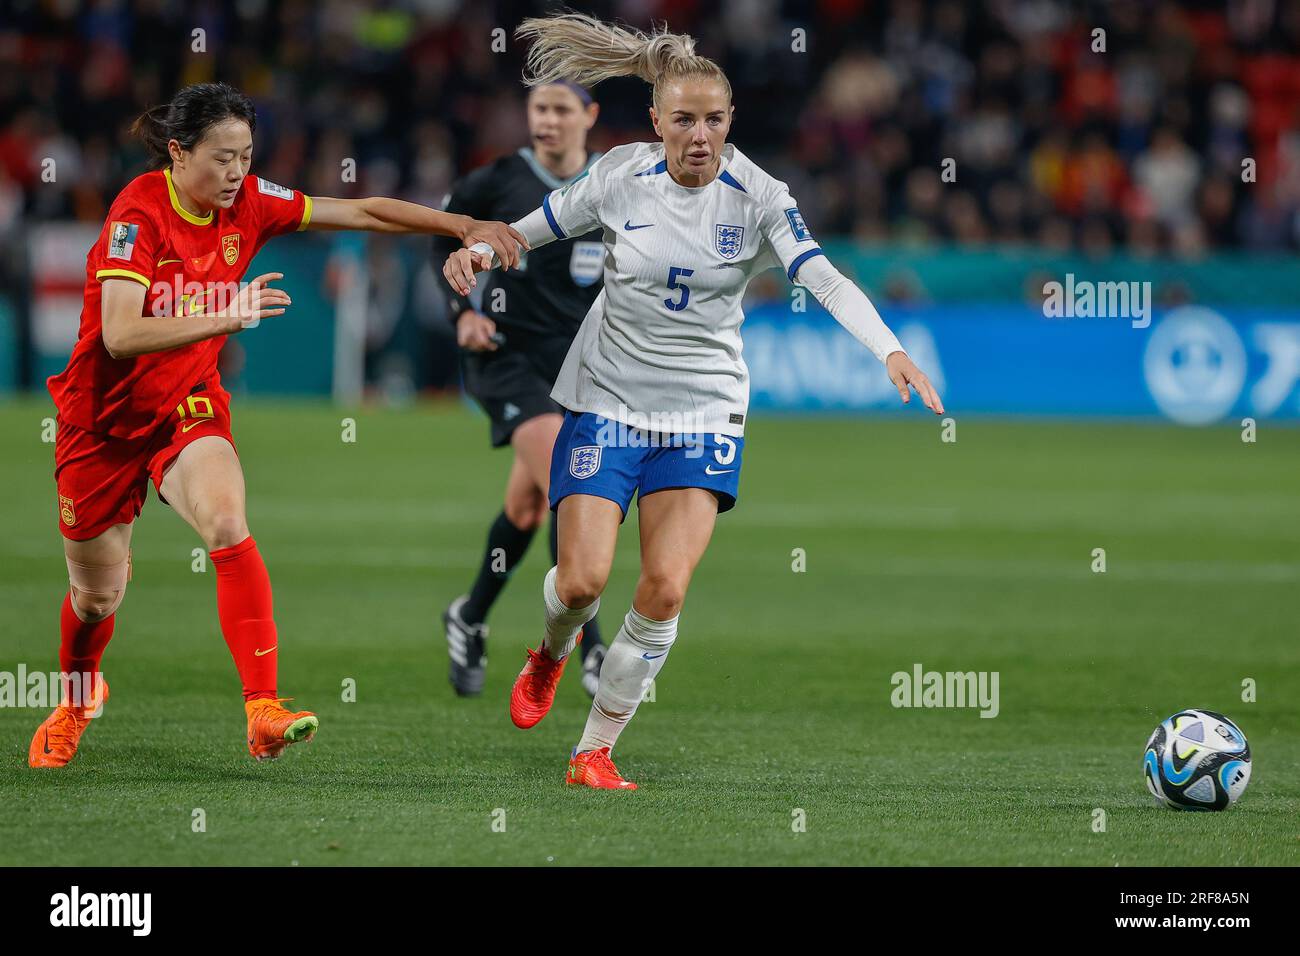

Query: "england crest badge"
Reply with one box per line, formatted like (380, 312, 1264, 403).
(714, 223, 744, 260)
(569, 445, 602, 479)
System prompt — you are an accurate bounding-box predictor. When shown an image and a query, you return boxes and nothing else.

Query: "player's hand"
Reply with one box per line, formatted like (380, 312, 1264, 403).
(457, 310, 499, 352)
(443, 248, 489, 297)
(219, 272, 291, 332)
(460, 218, 528, 272)
(886, 350, 944, 414)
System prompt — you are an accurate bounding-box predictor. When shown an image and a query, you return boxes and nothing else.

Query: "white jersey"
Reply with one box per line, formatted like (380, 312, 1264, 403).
(503, 140, 903, 437)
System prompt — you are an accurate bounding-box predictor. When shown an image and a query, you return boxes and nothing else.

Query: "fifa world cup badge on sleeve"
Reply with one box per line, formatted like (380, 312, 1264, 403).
(108, 222, 138, 260)
(784, 208, 811, 242)
(570, 445, 602, 479)
(256, 177, 294, 199)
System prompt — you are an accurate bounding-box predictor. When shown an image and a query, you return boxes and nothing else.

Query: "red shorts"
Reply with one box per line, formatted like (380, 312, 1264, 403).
(54, 382, 237, 541)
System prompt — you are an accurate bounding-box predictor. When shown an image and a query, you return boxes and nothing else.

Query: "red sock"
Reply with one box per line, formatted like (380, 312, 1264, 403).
(211, 536, 278, 702)
(59, 591, 113, 708)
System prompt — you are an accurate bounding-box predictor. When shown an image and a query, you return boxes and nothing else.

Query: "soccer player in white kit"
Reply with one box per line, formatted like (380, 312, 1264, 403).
(443, 13, 944, 790)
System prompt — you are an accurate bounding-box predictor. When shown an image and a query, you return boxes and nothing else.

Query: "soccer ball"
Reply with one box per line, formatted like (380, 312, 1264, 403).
(1143, 710, 1251, 811)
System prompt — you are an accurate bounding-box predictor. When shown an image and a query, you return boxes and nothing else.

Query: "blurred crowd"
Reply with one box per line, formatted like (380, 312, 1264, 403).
(3, 0, 1300, 258)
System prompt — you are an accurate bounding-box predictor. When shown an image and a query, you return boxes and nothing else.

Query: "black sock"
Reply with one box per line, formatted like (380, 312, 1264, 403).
(462, 511, 536, 625)
(550, 518, 605, 656)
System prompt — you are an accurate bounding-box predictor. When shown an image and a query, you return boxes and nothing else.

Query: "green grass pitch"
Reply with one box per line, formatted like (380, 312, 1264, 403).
(0, 398, 1296, 866)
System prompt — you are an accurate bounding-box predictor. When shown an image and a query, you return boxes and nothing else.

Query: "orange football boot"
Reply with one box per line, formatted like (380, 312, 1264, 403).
(566, 747, 637, 790)
(29, 677, 109, 768)
(510, 631, 581, 729)
(245, 698, 318, 761)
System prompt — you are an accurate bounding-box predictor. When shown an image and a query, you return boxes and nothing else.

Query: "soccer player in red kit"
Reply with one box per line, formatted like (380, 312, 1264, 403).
(30, 82, 526, 767)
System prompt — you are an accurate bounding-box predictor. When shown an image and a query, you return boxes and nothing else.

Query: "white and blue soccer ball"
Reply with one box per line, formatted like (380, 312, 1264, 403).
(1143, 710, 1251, 811)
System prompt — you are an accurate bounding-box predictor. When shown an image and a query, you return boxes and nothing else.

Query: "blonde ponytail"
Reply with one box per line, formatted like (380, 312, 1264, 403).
(515, 12, 731, 110)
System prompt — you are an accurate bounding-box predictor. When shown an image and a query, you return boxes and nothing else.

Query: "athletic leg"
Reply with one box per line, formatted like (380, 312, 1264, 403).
(514, 412, 607, 659)
(29, 523, 131, 767)
(546, 493, 621, 655)
(511, 408, 643, 728)
(509, 493, 622, 728)
(159, 435, 277, 699)
(575, 488, 719, 759)
(62, 521, 132, 701)
(159, 435, 316, 759)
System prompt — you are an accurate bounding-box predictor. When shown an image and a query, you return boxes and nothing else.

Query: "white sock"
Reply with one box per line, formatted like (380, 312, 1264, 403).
(577, 606, 677, 753)
(541, 566, 599, 660)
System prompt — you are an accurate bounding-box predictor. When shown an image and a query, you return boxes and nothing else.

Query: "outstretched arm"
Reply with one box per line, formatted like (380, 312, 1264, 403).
(795, 255, 945, 415)
(444, 156, 607, 294)
(759, 181, 943, 414)
(443, 205, 558, 296)
(306, 196, 528, 270)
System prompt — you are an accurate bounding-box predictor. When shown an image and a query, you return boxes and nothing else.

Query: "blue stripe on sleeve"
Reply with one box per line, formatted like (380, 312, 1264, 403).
(542, 193, 567, 240)
(787, 247, 825, 281)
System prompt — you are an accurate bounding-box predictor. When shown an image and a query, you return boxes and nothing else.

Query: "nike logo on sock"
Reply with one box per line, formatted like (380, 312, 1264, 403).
(254, 646, 277, 657)
(641, 651, 667, 660)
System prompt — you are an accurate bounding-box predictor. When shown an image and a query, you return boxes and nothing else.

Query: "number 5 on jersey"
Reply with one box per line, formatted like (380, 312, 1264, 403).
(714, 434, 737, 466)
(665, 266, 693, 312)
(705, 434, 738, 476)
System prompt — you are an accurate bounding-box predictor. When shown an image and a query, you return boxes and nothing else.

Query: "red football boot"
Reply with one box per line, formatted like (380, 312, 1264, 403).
(509, 631, 581, 729)
(29, 677, 109, 768)
(246, 698, 318, 761)
(566, 747, 637, 790)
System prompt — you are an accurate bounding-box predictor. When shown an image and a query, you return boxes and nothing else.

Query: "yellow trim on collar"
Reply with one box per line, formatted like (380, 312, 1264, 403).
(96, 268, 151, 288)
(163, 168, 214, 226)
(298, 194, 313, 231)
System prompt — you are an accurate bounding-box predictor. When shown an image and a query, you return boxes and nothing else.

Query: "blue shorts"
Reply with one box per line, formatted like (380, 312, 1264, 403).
(548, 411, 745, 520)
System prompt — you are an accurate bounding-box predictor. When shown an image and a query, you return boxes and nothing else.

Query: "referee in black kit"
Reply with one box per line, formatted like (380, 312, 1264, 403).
(434, 79, 608, 697)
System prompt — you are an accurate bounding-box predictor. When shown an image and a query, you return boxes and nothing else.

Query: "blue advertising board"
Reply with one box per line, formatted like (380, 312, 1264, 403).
(744, 301, 1300, 424)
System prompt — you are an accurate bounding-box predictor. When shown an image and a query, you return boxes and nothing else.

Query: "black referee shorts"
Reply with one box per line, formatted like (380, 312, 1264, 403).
(461, 345, 566, 448)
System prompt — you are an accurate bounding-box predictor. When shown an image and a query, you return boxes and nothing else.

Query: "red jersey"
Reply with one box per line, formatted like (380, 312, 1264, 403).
(48, 168, 312, 439)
